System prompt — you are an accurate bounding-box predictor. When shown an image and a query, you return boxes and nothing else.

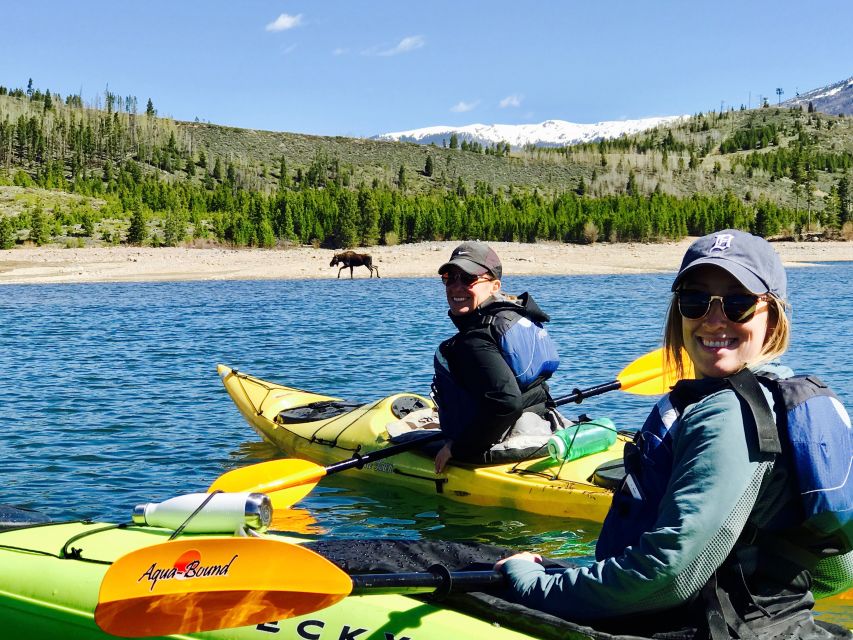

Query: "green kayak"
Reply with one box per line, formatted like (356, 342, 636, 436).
(0, 518, 547, 640)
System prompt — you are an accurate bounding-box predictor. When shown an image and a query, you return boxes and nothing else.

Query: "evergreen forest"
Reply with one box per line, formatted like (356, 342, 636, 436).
(1, 80, 851, 250)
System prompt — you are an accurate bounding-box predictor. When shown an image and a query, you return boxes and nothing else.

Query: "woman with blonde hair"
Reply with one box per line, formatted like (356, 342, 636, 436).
(496, 229, 852, 639)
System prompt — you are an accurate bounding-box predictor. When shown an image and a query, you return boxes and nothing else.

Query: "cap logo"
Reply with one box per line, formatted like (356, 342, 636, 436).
(710, 234, 734, 252)
(455, 251, 470, 256)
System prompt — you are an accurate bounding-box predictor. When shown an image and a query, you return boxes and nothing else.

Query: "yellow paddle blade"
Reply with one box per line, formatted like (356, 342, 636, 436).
(209, 458, 326, 495)
(95, 537, 352, 637)
(616, 348, 694, 396)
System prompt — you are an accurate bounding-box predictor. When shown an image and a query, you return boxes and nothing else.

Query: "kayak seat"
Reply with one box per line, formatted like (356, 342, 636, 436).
(390, 395, 432, 419)
(588, 458, 625, 490)
(277, 400, 363, 424)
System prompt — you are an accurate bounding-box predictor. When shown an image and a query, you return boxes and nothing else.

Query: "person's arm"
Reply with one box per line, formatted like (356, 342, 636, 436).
(449, 337, 524, 459)
(499, 390, 771, 621)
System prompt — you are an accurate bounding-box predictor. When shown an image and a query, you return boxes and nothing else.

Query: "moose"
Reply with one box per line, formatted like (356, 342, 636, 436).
(330, 251, 380, 279)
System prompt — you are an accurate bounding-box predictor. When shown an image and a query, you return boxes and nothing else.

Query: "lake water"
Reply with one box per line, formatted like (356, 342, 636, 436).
(1, 262, 851, 623)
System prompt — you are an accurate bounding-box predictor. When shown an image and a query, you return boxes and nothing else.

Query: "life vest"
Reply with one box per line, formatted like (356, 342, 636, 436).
(596, 369, 853, 561)
(431, 310, 560, 441)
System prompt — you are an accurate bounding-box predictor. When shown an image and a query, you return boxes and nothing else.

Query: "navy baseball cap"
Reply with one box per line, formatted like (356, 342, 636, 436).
(672, 229, 787, 299)
(438, 242, 502, 279)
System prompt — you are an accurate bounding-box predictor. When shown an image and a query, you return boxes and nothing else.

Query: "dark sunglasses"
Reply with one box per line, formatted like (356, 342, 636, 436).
(440, 271, 490, 287)
(677, 290, 768, 323)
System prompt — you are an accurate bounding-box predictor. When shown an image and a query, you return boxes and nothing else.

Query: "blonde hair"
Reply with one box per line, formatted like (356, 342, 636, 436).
(663, 294, 790, 379)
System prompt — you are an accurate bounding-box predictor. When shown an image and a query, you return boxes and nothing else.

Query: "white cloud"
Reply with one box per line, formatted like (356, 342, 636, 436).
(373, 35, 425, 56)
(332, 47, 349, 56)
(500, 94, 523, 108)
(266, 13, 303, 32)
(451, 100, 479, 113)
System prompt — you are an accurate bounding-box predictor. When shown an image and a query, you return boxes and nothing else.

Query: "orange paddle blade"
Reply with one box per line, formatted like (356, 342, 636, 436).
(95, 538, 351, 637)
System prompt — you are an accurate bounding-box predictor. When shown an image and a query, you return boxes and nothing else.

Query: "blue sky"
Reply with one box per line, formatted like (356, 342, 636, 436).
(3, 1, 852, 138)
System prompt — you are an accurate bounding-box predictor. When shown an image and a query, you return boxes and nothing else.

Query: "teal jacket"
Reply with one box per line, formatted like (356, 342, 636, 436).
(500, 362, 853, 622)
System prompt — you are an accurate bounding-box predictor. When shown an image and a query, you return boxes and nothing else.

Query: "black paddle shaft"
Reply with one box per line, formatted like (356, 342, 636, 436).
(351, 565, 502, 598)
(323, 379, 621, 477)
(350, 565, 566, 598)
(323, 430, 445, 476)
(553, 380, 621, 406)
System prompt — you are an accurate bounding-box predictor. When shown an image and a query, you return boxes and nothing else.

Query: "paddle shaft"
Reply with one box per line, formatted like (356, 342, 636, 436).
(351, 568, 502, 596)
(245, 375, 623, 494)
(350, 566, 565, 597)
(308, 373, 644, 482)
(552, 380, 621, 406)
(323, 430, 444, 476)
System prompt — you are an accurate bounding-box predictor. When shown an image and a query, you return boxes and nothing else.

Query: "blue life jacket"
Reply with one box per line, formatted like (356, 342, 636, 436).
(767, 375, 853, 550)
(499, 315, 560, 389)
(596, 370, 853, 561)
(432, 310, 559, 440)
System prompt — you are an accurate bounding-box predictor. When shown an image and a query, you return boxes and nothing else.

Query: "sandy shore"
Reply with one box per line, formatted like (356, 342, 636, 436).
(0, 240, 850, 285)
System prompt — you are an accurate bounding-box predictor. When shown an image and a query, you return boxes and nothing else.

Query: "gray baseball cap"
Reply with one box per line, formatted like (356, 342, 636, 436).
(671, 229, 786, 299)
(438, 242, 502, 279)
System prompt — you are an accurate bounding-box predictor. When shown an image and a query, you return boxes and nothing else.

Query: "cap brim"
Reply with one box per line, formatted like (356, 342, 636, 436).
(672, 257, 768, 294)
(438, 258, 490, 277)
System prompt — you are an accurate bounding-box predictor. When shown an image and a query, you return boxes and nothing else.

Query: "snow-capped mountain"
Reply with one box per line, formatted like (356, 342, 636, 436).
(781, 76, 853, 115)
(373, 116, 685, 149)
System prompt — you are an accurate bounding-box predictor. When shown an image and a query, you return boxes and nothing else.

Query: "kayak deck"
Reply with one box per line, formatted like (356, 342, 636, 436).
(218, 365, 621, 521)
(0, 521, 537, 640)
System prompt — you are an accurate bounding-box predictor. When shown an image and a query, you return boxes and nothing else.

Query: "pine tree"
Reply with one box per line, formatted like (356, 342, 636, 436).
(163, 210, 185, 246)
(0, 215, 15, 249)
(358, 187, 380, 246)
(397, 164, 407, 190)
(212, 157, 223, 180)
(278, 156, 290, 189)
(449, 133, 459, 150)
(146, 98, 155, 117)
(838, 174, 851, 224)
(29, 205, 51, 245)
(127, 208, 147, 245)
(81, 212, 95, 237)
(424, 155, 434, 177)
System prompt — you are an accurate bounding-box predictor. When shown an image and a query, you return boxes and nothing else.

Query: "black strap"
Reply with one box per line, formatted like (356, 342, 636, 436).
(702, 571, 762, 640)
(726, 369, 782, 455)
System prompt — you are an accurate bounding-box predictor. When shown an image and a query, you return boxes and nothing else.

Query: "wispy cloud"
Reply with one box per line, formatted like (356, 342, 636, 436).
(332, 47, 349, 56)
(499, 94, 523, 108)
(367, 35, 425, 56)
(451, 100, 479, 113)
(266, 13, 303, 32)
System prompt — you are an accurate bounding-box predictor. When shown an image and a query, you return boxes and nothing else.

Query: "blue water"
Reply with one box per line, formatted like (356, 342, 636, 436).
(1, 264, 851, 593)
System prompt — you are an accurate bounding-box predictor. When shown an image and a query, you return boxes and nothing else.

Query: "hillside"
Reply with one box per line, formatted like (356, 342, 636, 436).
(782, 76, 853, 116)
(0, 83, 851, 249)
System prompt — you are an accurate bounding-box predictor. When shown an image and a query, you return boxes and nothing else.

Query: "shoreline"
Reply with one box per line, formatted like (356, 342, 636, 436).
(0, 240, 850, 285)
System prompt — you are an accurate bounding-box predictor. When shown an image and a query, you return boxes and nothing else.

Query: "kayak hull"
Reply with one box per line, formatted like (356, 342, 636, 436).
(217, 365, 619, 522)
(0, 521, 535, 640)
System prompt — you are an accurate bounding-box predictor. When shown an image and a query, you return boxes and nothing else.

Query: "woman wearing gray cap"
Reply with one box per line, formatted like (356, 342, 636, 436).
(495, 230, 852, 639)
(432, 241, 560, 473)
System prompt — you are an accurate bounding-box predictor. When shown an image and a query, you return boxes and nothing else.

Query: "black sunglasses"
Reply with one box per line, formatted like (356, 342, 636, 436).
(677, 290, 768, 323)
(440, 271, 490, 287)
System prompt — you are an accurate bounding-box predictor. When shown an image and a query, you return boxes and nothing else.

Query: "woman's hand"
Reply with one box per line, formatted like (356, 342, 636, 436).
(434, 442, 453, 473)
(494, 552, 543, 570)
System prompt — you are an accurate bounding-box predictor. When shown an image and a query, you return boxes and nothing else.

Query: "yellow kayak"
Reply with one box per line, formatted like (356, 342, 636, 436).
(217, 365, 624, 523)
